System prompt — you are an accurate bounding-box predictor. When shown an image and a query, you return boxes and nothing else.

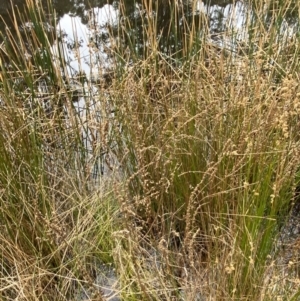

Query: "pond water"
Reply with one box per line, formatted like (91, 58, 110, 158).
(2, 0, 296, 90)
(47, 0, 297, 186)
(2, 0, 252, 184)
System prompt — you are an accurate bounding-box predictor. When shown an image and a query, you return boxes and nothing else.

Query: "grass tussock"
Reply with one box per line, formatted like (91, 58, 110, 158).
(0, 0, 300, 300)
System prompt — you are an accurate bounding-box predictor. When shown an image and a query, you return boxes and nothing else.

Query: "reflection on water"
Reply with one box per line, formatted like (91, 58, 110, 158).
(1, 0, 299, 66)
(0, 0, 297, 183)
(0, 0, 298, 183)
(0, 0, 241, 55)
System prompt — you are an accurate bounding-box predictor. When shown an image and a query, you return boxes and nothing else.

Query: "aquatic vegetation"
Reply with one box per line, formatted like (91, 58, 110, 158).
(0, 0, 300, 300)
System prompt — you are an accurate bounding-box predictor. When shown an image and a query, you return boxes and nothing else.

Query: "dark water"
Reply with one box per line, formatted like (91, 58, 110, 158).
(0, 0, 233, 23)
(0, 0, 236, 55)
(1, 0, 298, 66)
(1, 0, 299, 67)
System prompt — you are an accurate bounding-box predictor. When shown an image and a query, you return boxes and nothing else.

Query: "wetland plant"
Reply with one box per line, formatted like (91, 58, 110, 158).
(0, 0, 300, 300)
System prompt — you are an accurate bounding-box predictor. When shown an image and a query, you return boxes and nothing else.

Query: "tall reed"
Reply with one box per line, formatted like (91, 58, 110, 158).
(1, 0, 300, 300)
(107, 0, 300, 299)
(0, 0, 119, 299)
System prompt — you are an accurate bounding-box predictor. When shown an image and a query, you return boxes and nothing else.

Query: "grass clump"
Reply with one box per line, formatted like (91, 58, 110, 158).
(0, 0, 300, 300)
(107, 0, 300, 299)
(0, 0, 120, 300)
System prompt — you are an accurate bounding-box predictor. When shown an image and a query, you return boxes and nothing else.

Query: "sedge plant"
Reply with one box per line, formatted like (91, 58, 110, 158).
(1, 0, 300, 300)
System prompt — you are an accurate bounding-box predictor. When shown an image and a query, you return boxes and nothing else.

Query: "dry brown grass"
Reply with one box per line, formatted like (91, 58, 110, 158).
(0, 0, 300, 300)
